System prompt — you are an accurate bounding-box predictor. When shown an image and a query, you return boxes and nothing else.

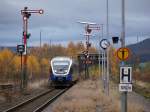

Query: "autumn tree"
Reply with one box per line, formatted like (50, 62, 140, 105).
(89, 46, 97, 53)
(141, 62, 150, 82)
(109, 46, 119, 82)
(11, 55, 21, 83)
(40, 58, 49, 78)
(0, 49, 15, 82)
(66, 41, 77, 58)
(76, 42, 85, 54)
(27, 55, 40, 81)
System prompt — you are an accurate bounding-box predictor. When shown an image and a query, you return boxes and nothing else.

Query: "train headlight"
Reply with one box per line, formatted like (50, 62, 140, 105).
(65, 70, 68, 73)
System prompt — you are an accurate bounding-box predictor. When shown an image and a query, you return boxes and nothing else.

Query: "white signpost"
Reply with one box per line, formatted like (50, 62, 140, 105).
(119, 67, 132, 92)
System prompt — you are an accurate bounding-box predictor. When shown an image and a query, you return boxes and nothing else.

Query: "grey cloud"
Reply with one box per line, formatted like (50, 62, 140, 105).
(0, 0, 150, 46)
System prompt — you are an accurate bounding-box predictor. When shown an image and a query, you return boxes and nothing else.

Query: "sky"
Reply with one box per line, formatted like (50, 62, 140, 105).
(0, 0, 150, 47)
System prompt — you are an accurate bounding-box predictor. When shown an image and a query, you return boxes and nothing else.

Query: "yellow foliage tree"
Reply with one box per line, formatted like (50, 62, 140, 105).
(0, 49, 14, 82)
(12, 56, 21, 73)
(109, 46, 119, 82)
(89, 46, 97, 53)
(5, 55, 22, 84)
(40, 58, 49, 78)
(67, 41, 77, 59)
(76, 42, 85, 54)
(27, 55, 40, 80)
(11, 56, 21, 81)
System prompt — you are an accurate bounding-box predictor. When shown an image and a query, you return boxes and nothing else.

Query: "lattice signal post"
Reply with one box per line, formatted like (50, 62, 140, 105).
(79, 22, 100, 79)
(21, 7, 44, 93)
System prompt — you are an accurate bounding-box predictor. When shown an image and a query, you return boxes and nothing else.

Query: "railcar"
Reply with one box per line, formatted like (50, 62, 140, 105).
(49, 57, 75, 87)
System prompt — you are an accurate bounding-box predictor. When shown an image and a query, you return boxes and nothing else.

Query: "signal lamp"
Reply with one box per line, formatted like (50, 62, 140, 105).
(26, 33, 31, 39)
(112, 37, 119, 44)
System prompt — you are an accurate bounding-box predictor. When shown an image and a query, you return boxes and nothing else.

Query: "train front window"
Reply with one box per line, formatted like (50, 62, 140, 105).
(53, 61, 70, 74)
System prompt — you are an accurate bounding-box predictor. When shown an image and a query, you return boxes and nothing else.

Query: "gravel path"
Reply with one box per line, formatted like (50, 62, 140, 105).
(42, 80, 150, 112)
(128, 92, 150, 112)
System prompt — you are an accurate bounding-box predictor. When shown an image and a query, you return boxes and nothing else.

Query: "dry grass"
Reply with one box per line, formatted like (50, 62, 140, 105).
(28, 79, 48, 89)
(51, 80, 144, 112)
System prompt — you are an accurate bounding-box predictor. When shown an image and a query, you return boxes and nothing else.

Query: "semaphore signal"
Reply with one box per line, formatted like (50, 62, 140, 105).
(20, 7, 44, 93)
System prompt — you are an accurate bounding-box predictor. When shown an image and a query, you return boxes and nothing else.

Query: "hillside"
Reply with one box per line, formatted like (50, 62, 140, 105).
(0, 46, 16, 52)
(128, 38, 150, 63)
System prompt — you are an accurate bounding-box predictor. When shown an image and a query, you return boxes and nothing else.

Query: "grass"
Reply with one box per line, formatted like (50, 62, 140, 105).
(134, 85, 150, 99)
(133, 81, 150, 99)
(28, 79, 48, 89)
(51, 79, 144, 112)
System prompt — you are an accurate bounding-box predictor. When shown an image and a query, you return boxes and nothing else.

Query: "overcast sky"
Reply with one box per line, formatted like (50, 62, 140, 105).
(0, 0, 150, 47)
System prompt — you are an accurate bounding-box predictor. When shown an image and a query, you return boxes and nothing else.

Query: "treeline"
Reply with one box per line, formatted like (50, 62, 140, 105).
(31, 41, 97, 60)
(0, 48, 50, 84)
(0, 41, 97, 84)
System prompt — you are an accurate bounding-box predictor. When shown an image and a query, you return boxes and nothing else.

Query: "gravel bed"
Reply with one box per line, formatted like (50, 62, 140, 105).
(0, 87, 50, 112)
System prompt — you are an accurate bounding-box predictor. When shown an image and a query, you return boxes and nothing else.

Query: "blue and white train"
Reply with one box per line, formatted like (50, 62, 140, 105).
(49, 57, 74, 87)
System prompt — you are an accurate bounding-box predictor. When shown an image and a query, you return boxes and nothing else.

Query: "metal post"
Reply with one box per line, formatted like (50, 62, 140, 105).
(86, 34, 89, 79)
(21, 54, 23, 72)
(20, 53, 23, 92)
(137, 35, 139, 43)
(99, 40, 101, 80)
(98, 43, 101, 79)
(103, 50, 106, 92)
(101, 51, 103, 88)
(106, 47, 109, 95)
(102, 50, 105, 92)
(84, 59, 86, 79)
(121, 0, 127, 112)
(106, 0, 109, 40)
(40, 30, 42, 48)
(99, 24, 103, 80)
(100, 24, 105, 92)
(39, 30, 43, 80)
(121, 0, 125, 47)
(22, 14, 28, 93)
(106, 0, 110, 96)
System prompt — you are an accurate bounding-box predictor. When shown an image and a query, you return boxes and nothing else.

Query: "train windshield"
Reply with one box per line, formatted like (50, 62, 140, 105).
(52, 61, 70, 74)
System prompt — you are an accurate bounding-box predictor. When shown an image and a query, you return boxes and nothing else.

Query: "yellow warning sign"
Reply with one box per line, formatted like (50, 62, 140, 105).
(116, 47, 130, 61)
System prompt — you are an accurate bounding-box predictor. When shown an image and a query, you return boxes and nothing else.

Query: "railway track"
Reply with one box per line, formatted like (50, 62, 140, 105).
(3, 88, 69, 112)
